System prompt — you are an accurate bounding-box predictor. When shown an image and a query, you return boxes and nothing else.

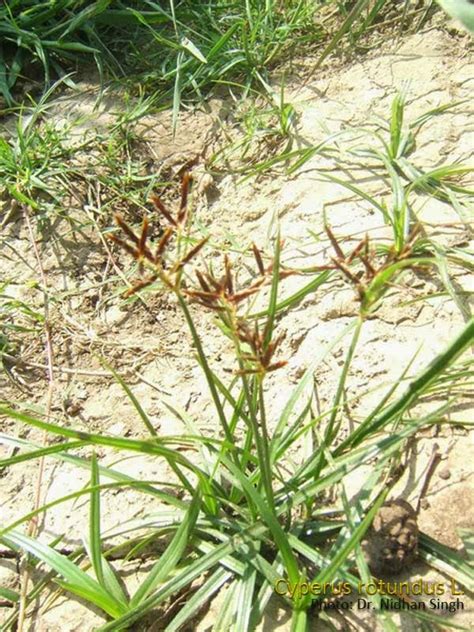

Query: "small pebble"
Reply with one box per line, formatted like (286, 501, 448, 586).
(438, 467, 451, 480)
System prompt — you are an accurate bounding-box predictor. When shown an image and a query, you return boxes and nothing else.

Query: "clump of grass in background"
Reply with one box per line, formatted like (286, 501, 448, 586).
(0, 1, 446, 114)
(0, 175, 472, 631)
(0, 0, 318, 108)
(223, 92, 473, 329)
(0, 80, 85, 214)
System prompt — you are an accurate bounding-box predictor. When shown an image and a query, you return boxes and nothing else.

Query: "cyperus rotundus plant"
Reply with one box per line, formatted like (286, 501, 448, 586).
(0, 174, 472, 631)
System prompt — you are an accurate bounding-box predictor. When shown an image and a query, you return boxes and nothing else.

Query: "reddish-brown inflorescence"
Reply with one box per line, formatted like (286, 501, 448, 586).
(107, 174, 208, 296)
(184, 243, 297, 312)
(108, 175, 292, 375)
(324, 223, 422, 302)
(184, 243, 293, 375)
(235, 320, 287, 375)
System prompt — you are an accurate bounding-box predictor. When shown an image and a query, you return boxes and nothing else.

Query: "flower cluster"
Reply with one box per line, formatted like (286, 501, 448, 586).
(108, 175, 293, 375)
(107, 173, 207, 296)
(324, 223, 422, 303)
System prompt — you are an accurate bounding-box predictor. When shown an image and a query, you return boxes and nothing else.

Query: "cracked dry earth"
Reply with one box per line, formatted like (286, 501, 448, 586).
(1, 27, 473, 632)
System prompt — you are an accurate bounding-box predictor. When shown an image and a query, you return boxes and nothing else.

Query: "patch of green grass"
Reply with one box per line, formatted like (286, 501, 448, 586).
(225, 92, 472, 324)
(1, 1, 442, 113)
(0, 79, 88, 214)
(210, 78, 298, 171)
(0, 1, 317, 107)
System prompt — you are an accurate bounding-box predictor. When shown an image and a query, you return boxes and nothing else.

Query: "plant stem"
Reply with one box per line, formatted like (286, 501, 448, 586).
(175, 292, 236, 456)
(257, 375, 275, 506)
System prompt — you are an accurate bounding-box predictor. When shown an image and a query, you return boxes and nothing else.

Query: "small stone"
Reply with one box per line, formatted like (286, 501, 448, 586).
(104, 305, 128, 326)
(65, 400, 82, 416)
(108, 422, 126, 436)
(438, 467, 451, 480)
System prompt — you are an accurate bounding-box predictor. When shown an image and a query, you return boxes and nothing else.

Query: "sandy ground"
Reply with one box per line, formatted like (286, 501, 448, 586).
(0, 25, 473, 632)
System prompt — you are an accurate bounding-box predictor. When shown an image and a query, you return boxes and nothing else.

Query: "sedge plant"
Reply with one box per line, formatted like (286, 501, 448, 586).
(0, 175, 473, 631)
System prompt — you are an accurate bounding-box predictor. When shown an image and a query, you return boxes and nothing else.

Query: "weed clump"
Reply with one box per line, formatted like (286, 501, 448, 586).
(1, 170, 472, 631)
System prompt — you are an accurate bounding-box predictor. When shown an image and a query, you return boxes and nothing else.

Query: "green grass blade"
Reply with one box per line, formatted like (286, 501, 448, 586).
(291, 608, 308, 632)
(434, 248, 472, 322)
(97, 355, 157, 436)
(250, 271, 331, 319)
(172, 50, 184, 136)
(249, 555, 286, 627)
(175, 293, 233, 449)
(97, 539, 238, 630)
(320, 173, 386, 213)
(234, 565, 257, 632)
(0, 586, 19, 603)
(211, 577, 239, 630)
(0, 479, 181, 539)
(336, 318, 474, 451)
(0, 406, 198, 472)
(164, 567, 232, 632)
(0, 433, 185, 508)
(419, 533, 474, 592)
(131, 489, 202, 606)
(271, 318, 356, 455)
(389, 91, 406, 159)
(1, 530, 127, 619)
(263, 232, 281, 348)
(0, 438, 87, 467)
(325, 316, 363, 444)
(308, 0, 371, 73)
(218, 453, 300, 585)
(89, 452, 105, 587)
(436, 0, 474, 33)
(308, 489, 388, 590)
